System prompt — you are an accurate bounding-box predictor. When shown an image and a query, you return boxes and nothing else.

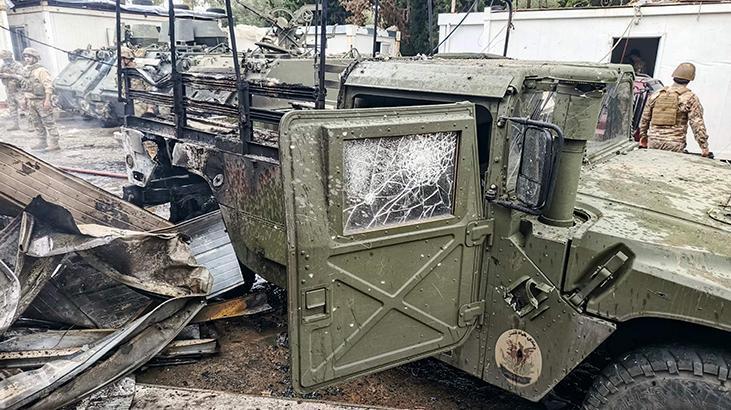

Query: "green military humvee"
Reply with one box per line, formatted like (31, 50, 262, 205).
(121, 56, 731, 408)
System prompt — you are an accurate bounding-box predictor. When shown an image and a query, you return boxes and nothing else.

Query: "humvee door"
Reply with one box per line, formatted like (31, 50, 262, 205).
(280, 102, 486, 392)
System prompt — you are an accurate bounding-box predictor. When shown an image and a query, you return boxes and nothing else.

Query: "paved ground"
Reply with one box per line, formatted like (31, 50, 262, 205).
(0, 110, 540, 410)
(0, 112, 126, 195)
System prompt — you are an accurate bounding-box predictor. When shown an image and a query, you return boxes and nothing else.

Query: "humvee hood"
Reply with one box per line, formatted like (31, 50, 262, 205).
(579, 148, 731, 237)
(576, 148, 731, 298)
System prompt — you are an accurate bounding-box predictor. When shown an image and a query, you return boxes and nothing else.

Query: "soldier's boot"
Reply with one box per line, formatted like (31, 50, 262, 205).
(45, 137, 60, 152)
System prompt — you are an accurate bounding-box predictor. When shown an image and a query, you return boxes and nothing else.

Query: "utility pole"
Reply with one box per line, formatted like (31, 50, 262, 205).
(427, 0, 433, 50)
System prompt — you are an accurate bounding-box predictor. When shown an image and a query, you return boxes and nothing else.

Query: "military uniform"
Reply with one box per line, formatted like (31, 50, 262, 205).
(638, 63, 709, 154)
(120, 46, 156, 117)
(0, 50, 25, 130)
(21, 48, 60, 151)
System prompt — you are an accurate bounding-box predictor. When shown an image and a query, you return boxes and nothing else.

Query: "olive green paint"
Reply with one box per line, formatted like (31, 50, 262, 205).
(150, 55, 730, 402)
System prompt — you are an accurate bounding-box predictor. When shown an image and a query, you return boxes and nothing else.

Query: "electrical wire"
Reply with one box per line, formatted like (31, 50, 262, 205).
(596, 6, 642, 63)
(430, 0, 481, 56)
(480, 18, 506, 53)
(0, 24, 118, 67)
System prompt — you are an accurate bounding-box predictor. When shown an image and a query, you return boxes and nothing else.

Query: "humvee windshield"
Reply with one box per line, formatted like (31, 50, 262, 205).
(591, 80, 633, 154)
(506, 79, 632, 190)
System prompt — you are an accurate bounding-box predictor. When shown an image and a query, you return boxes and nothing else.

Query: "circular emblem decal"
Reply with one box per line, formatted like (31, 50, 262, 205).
(495, 329, 542, 387)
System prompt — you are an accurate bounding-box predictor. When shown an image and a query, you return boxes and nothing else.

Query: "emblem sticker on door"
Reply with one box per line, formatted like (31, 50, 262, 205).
(495, 329, 542, 387)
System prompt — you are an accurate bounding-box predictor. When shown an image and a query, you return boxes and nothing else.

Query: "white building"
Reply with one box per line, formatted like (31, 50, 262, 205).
(5, 0, 168, 77)
(438, 3, 731, 159)
(303, 24, 401, 57)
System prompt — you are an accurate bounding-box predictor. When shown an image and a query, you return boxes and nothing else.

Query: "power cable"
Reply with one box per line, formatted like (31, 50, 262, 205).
(0, 24, 118, 67)
(480, 17, 506, 53)
(430, 0, 480, 55)
(596, 4, 643, 63)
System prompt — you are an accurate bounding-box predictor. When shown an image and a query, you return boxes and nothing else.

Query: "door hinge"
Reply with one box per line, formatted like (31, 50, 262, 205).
(568, 250, 629, 307)
(459, 300, 485, 327)
(466, 220, 492, 247)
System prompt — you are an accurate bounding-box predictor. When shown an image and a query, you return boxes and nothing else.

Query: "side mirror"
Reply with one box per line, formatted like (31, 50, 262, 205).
(516, 126, 556, 209)
(500, 117, 563, 213)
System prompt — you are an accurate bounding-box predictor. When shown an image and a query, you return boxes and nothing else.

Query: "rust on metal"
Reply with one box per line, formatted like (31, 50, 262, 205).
(192, 293, 270, 323)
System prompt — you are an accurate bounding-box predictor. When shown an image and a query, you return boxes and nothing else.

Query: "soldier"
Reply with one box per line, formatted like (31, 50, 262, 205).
(120, 46, 137, 69)
(21, 47, 61, 151)
(120, 46, 156, 117)
(0, 50, 25, 131)
(627, 49, 646, 75)
(638, 62, 710, 156)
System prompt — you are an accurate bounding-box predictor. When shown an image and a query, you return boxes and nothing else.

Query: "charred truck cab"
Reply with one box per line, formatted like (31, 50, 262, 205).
(118, 5, 731, 406)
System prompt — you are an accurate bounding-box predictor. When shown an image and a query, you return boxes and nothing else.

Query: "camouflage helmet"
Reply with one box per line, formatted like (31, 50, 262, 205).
(120, 46, 135, 59)
(0, 50, 13, 59)
(672, 62, 696, 81)
(22, 47, 41, 60)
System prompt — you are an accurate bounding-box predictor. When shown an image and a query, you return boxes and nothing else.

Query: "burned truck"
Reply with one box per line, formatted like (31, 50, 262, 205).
(120, 52, 731, 408)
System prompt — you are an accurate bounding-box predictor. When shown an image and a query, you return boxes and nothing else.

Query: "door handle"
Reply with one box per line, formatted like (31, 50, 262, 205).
(302, 287, 329, 323)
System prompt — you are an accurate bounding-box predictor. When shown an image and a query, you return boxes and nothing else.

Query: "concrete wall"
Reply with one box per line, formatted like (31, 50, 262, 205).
(438, 3, 731, 158)
(6, 6, 167, 77)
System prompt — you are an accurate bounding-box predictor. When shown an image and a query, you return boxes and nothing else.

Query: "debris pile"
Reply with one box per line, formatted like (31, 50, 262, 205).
(0, 143, 269, 408)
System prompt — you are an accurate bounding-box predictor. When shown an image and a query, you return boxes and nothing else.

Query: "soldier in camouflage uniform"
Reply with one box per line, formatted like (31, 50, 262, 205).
(120, 46, 156, 117)
(21, 47, 61, 151)
(0, 50, 25, 131)
(638, 62, 710, 156)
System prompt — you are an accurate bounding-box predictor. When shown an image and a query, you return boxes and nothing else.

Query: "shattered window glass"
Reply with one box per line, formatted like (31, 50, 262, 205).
(342, 132, 458, 233)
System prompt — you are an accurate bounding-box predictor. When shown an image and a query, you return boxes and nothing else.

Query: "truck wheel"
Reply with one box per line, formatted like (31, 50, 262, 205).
(583, 344, 730, 409)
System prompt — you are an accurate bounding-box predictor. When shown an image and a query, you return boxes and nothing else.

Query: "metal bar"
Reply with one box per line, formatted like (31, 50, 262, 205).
(316, 0, 328, 109)
(125, 117, 280, 160)
(167, 0, 186, 139)
(115, 0, 122, 103)
(372, 0, 379, 57)
(224, 0, 251, 153)
(503, 0, 512, 57)
(313, 0, 319, 85)
(427, 0, 433, 50)
(57, 167, 128, 180)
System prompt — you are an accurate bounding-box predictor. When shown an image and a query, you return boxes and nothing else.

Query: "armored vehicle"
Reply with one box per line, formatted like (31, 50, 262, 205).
(54, 10, 230, 126)
(120, 52, 731, 408)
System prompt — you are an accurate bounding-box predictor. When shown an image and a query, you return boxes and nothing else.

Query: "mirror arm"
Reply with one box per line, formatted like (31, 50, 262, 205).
(500, 116, 565, 147)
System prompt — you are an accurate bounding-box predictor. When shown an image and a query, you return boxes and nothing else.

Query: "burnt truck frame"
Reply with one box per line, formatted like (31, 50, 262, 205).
(117, 1, 731, 408)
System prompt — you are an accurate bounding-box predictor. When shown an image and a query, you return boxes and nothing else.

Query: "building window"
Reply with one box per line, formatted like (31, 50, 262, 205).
(9, 26, 30, 61)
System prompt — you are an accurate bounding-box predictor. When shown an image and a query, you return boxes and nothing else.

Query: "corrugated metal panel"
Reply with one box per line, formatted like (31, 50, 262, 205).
(172, 210, 244, 297)
(0, 143, 171, 231)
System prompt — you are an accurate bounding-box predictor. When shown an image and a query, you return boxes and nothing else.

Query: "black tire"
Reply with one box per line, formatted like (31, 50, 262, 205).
(583, 344, 731, 410)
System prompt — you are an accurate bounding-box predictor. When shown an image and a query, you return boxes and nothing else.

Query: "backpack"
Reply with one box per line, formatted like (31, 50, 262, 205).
(650, 87, 688, 126)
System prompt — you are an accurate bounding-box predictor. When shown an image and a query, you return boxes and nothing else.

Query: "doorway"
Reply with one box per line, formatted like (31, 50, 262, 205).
(9, 26, 30, 60)
(610, 37, 660, 77)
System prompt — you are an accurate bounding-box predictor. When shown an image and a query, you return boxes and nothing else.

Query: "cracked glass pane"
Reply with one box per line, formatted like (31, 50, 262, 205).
(343, 132, 458, 233)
